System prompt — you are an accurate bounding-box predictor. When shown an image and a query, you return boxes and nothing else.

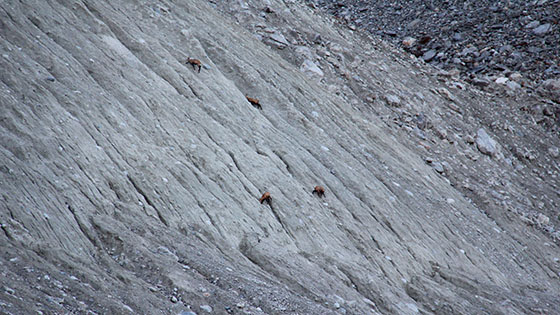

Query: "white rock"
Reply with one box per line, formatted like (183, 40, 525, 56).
(495, 77, 508, 84)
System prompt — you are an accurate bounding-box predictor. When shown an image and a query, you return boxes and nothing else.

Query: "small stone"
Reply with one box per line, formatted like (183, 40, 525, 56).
(549, 147, 559, 158)
(402, 37, 416, 47)
(312, 33, 322, 44)
(537, 213, 549, 225)
(363, 298, 376, 307)
(432, 162, 444, 173)
(334, 302, 341, 309)
(200, 305, 212, 313)
(384, 94, 401, 107)
(434, 126, 448, 139)
(149, 286, 158, 292)
(452, 33, 463, 41)
(422, 49, 437, 62)
(171, 296, 178, 303)
(465, 135, 475, 144)
(236, 302, 245, 308)
(499, 45, 512, 53)
(543, 106, 554, 116)
(471, 77, 490, 87)
(452, 57, 463, 64)
(533, 23, 551, 35)
(495, 77, 508, 84)
(413, 127, 426, 140)
(441, 161, 451, 173)
(178, 312, 197, 315)
(509, 72, 522, 81)
(268, 32, 289, 49)
(542, 79, 560, 91)
(476, 128, 498, 156)
(506, 81, 521, 90)
(5, 287, 15, 295)
(525, 20, 540, 29)
(295, 46, 313, 60)
(46, 76, 55, 82)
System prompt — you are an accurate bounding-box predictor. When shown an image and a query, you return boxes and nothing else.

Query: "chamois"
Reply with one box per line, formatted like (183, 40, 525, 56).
(312, 185, 325, 197)
(186, 57, 202, 73)
(246, 96, 262, 110)
(259, 192, 271, 204)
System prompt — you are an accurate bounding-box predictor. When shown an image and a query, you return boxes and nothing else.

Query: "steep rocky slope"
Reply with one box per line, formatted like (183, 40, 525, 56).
(1, 0, 559, 314)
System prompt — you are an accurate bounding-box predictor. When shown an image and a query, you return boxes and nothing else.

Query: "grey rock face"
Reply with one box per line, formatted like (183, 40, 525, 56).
(1, 0, 560, 314)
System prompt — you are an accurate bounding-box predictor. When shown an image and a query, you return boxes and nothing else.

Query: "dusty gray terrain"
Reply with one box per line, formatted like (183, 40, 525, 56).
(1, 0, 559, 314)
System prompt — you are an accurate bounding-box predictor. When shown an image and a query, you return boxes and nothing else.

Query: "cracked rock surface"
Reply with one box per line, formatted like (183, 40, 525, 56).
(1, 0, 559, 314)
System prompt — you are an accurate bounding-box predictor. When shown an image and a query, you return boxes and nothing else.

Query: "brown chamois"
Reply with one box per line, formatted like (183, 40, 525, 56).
(312, 185, 325, 197)
(187, 57, 202, 73)
(259, 192, 271, 204)
(246, 96, 262, 110)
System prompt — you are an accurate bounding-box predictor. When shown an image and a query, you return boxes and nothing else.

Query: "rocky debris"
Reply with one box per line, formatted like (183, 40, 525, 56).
(308, 0, 560, 86)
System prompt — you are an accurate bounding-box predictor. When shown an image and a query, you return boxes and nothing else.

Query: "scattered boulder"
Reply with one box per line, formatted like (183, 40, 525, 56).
(300, 59, 324, 79)
(476, 128, 498, 156)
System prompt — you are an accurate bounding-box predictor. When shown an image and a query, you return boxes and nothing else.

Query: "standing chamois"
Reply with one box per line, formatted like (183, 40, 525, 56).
(312, 185, 325, 197)
(186, 57, 202, 73)
(259, 192, 271, 204)
(246, 96, 262, 110)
